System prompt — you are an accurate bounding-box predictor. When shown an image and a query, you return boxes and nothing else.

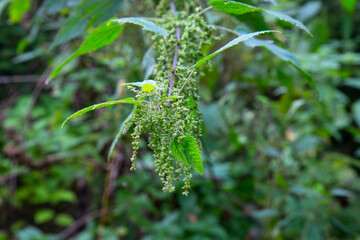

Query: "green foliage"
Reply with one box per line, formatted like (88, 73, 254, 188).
(108, 106, 137, 161)
(34, 210, 55, 224)
(171, 133, 203, 174)
(210, 0, 312, 35)
(48, 20, 124, 81)
(61, 98, 141, 127)
(2, 0, 360, 239)
(208, 0, 262, 15)
(194, 30, 276, 68)
(8, 0, 30, 23)
(264, 9, 312, 36)
(244, 38, 300, 66)
(122, 80, 157, 92)
(51, 0, 124, 47)
(111, 17, 169, 37)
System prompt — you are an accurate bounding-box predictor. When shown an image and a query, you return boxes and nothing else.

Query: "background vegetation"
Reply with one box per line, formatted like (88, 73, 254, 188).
(1, 0, 360, 239)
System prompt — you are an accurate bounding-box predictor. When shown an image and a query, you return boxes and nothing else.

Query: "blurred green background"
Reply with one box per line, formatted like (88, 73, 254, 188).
(1, 0, 360, 239)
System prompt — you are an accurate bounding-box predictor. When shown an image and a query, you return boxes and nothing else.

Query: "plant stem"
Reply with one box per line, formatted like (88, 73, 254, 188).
(168, 0, 181, 105)
(197, 6, 213, 16)
(177, 67, 196, 96)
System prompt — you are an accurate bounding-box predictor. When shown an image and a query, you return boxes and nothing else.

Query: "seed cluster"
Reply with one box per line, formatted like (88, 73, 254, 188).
(124, 1, 217, 194)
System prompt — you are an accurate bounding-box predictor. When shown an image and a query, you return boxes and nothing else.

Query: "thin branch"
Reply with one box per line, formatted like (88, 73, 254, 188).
(59, 211, 100, 239)
(176, 68, 196, 96)
(197, 6, 213, 16)
(0, 75, 40, 84)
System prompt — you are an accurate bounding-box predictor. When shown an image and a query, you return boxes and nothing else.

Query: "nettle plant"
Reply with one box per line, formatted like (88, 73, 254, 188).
(48, 0, 314, 195)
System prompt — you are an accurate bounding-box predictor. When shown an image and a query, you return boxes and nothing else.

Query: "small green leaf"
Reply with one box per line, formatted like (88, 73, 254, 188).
(47, 20, 124, 82)
(35, 209, 55, 224)
(9, 0, 30, 23)
(62, 98, 142, 127)
(51, 190, 77, 203)
(171, 133, 203, 174)
(193, 30, 276, 68)
(264, 10, 312, 36)
(111, 17, 169, 36)
(142, 84, 156, 92)
(122, 80, 157, 92)
(55, 214, 74, 227)
(108, 106, 137, 161)
(208, 0, 262, 15)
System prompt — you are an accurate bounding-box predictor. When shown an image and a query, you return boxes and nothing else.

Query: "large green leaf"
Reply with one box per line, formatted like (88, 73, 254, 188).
(62, 98, 141, 127)
(111, 17, 169, 37)
(48, 20, 124, 82)
(208, 0, 262, 15)
(239, 32, 316, 91)
(193, 30, 275, 68)
(171, 133, 203, 174)
(51, 0, 124, 48)
(48, 17, 168, 82)
(264, 10, 312, 36)
(51, 17, 89, 48)
(244, 38, 300, 66)
(107, 106, 137, 161)
(209, 1, 312, 36)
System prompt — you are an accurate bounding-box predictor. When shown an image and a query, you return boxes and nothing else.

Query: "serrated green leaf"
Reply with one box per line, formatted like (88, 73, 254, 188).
(51, 16, 89, 48)
(244, 38, 300, 66)
(209, 1, 312, 36)
(240, 33, 316, 91)
(51, 0, 123, 48)
(193, 30, 276, 68)
(62, 98, 141, 127)
(264, 10, 312, 36)
(107, 106, 137, 161)
(208, 0, 262, 15)
(35, 209, 55, 224)
(122, 80, 157, 92)
(111, 17, 169, 36)
(47, 20, 124, 82)
(171, 133, 203, 174)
